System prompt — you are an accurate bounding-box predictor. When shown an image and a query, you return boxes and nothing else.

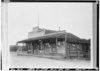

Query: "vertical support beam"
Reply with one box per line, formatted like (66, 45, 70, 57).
(28, 43, 30, 54)
(16, 42, 18, 45)
(16, 42, 18, 51)
(37, 41, 39, 54)
(29, 43, 31, 54)
(64, 31, 67, 58)
(23, 43, 24, 52)
(22, 43, 24, 55)
(51, 42, 53, 54)
(27, 43, 29, 54)
(26, 43, 28, 52)
(40, 40, 42, 50)
(41, 40, 43, 54)
(19, 43, 21, 52)
(44, 43, 45, 55)
(24, 43, 26, 52)
(32, 42, 34, 54)
(56, 38, 58, 54)
(16, 42, 19, 53)
(31, 42, 33, 54)
(20, 43, 22, 52)
(21, 43, 23, 52)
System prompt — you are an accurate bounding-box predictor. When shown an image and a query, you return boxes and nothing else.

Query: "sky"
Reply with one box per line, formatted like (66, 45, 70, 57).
(8, 3, 93, 45)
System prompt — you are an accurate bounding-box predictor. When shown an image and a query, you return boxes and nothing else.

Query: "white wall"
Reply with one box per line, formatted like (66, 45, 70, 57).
(28, 31, 45, 38)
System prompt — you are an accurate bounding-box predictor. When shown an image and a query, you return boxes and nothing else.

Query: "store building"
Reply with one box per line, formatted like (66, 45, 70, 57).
(17, 26, 90, 60)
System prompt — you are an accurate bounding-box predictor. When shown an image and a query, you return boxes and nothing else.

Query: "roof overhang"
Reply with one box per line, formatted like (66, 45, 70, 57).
(17, 31, 66, 43)
(17, 31, 90, 44)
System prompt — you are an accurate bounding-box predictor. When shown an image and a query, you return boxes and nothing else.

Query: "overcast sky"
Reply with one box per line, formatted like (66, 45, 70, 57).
(8, 3, 93, 45)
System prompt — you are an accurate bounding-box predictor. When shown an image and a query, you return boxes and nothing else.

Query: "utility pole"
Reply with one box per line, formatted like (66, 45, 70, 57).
(37, 6, 39, 29)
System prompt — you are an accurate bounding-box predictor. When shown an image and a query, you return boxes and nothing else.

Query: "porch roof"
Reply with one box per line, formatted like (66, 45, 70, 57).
(17, 31, 90, 44)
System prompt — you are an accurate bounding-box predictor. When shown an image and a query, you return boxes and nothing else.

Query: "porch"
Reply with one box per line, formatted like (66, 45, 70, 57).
(16, 31, 90, 60)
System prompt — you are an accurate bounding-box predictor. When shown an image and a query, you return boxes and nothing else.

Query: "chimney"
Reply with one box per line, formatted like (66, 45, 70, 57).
(37, 26, 39, 30)
(59, 27, 61, 31)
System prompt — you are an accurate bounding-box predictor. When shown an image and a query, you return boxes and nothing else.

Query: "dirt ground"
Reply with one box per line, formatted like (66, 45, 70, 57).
(9, 52, 91, 68)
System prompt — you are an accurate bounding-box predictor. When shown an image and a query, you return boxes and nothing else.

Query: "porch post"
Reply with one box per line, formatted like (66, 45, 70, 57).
(19, 43, 22, 53)
(16, 42, 19, 52)
(27, 43, 29, 54)
(37, 41, 39, 54)
(22, 43, 25, 55)
(41, 40, 43, 54)
(51, 43, 53, 54)
(40, 40, 42, 50)
(20, 43, 22, 52)
(16, 42, 20, 55)
(31, 42, 33, 54)
(44, 43, 45, 55)
(56, 38, 58, 54)
(26, 43, 28, 53)
(64, 31, 67, 58)
(22, 43, 24, 52)
(28, 43, 30, 54)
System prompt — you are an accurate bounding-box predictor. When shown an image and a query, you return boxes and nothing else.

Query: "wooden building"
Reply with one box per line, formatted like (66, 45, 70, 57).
(17, 26, 90, 60)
